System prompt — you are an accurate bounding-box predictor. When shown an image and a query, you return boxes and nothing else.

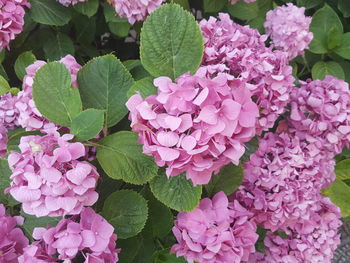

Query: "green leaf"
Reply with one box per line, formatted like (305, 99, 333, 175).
(205, 164, 243, 197)
(228, 1, 259, 20)
(14, 51, 36, 81)
(43, 32, 75, 61)
(21, 212, 60, 239)
(108, 21, 131, 38)
(77, 55, 135, 127)
(32, 62, 82, 127)
(102, 190, 148, 239)
(97, 131, 158, 185)
(311, 61, 344, 80)
(0, 159, 18, 206)
(118, 236, 143, 263)
(123, 60, 150, 81)
(322, 179, 350, 217)
(0, 65, 8, 81)
(140, 4, 204, 79)
(71, 109, 104, 141)
(104, 3, 126, 23)
(334, 33, 350, 60)
(74, 0, 99, 17)
(30, 0, 72, 26)
(327, 27, 343, 50)
(247, 0, 273, 33)
(149, 172, 202, 212)
(309, 5, 343, 54)
(127, 77, 157, 99)
(335, 159, 350, 180)
(171, 0, 190, 10)
(297, 0, 323, 9)
(203, 0, 227, 13)
(0, 75, 10, 96)
(154, 249, 187, 263)
(73, 15, 96, 44)
(338, 0, 350, 17)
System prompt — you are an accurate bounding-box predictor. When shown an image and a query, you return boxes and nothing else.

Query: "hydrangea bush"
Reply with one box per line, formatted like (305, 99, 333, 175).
(0, 0, 350, 262)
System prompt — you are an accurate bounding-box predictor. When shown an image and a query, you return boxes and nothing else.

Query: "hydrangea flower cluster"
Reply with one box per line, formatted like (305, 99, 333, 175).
(290, 75, 350, 155)
(57, 0, 87, 6)
(0, 0, 29, 51)
(15, 55, 81, 131)
(7, 130, 99, 217)
(126, 69, 259, 185)
(235, 130, 335, 231)
(18, 208, 120, 262)
(110, 0, 164, 24)
(264, 3, 313, 60)
(0, 93, 19, 130)
(199, 13, 295, 134)
(171, 192, 258, 263)
(0, 125, 7, 157)
(0, 204, 29, 262)
(249, 197, 342, 263)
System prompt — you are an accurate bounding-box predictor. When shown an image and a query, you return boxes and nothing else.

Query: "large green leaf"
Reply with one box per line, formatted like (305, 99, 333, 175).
(77, 55, 135, 127)
(334, 33, 350, 59)
(205, 164, 243, 197)
(32, 62, 82, 127)
(43, 32, 75, 61)
(309, 5, 343, 54)
(322, 179, 350, 217)
(71, 109, 104, 141)
(335, 159, 350, 180)
(127, 77, 157, 99)
(0, 76, 10, 96)
(149, 172, 202, 212)
(74, 0, 99, 17)
(140, 4, 204, 79)
(228, 1, 259, 20)
(0, 159, 18, 206)
(96, 131, 158, 185)
(14, 51, 36, 81)
(311, 61, 344, 80)
(102, 190, 148, 239)
(203, 0, 227, 13)
(30, 0, 71, 26)
(338, 0, 350, 17)
(154, 249, 187, 263)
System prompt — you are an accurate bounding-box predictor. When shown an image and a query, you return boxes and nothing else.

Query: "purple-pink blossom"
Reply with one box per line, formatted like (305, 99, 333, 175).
(57, 0, 87, 6)
(15, 55, 81, 131)
(6, 130, 99, 217)
(0, 93, 19, 130)
(110, 0, 164, 24)
(265, 3, 313, 60)
(0, 204, 29, 262)
(0, 0, 29, 51)
(235, 130, 335, 232)
(0, 125, 7, 157)
(126, 69, 259, 185)
(171, 191, 258, 263)
(19, 208, 120, 262)
(290, 75, 350, 155)
(200, 13, 295, 134)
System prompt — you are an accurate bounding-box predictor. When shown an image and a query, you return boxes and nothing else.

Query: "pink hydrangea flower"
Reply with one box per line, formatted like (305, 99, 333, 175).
(0, 204, 29, 262)
(289, 75, 350, 155)
(0, 93, 19, 130)
(171, 191, 258, 263)
(235, 131, 335, 232)
(19, 208, 120, 262)
(200, 13, 295, 134)
(15, 55, 81, 131)
(229, 0, 256, 4)
(110, 0, 164, 24)
(264, 3, 313, 60)
(249, 197, 342, 263)
(126, 69, 259, 185)
(6, 130, 99, 217)
(57, 0, 87, 6)
(0, 125, 7, 157)
(0, 0, 29, 51)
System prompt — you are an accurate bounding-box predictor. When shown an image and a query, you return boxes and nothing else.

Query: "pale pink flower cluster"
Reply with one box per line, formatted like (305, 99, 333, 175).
(0, 0, 29, 51)
(110, 0, 164, 24)
(229, 0, 256, 4)
(15, 55, 81, 131)
(0, 125, 7, 157)
(235, 131, 335, 231)
(0, 204, 29, 262)
(0, 93, 19, 130)
(7, 130, 99, 217)
(200, 13, 295, 134)
(265, 3, 313, 60)
(57, 0, 87, 6)
(171, 192, 258, 263)
(126, 69, 259, 185)
(19, 208, 120, 262)
(249, 197, 342, 263)
(290, 76, 350, 155)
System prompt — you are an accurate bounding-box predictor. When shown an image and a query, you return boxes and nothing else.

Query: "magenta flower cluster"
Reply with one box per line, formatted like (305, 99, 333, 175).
(18, 208, 119, 263)
(0, 0, 29, 51)
(110, 0, 164, 24)
(265, 3, 313, 60)
(199, 13, 295, 134)
(171, 192, 258, 263)
(127, 70, 259, 185)
(7, 129, 99, 217)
